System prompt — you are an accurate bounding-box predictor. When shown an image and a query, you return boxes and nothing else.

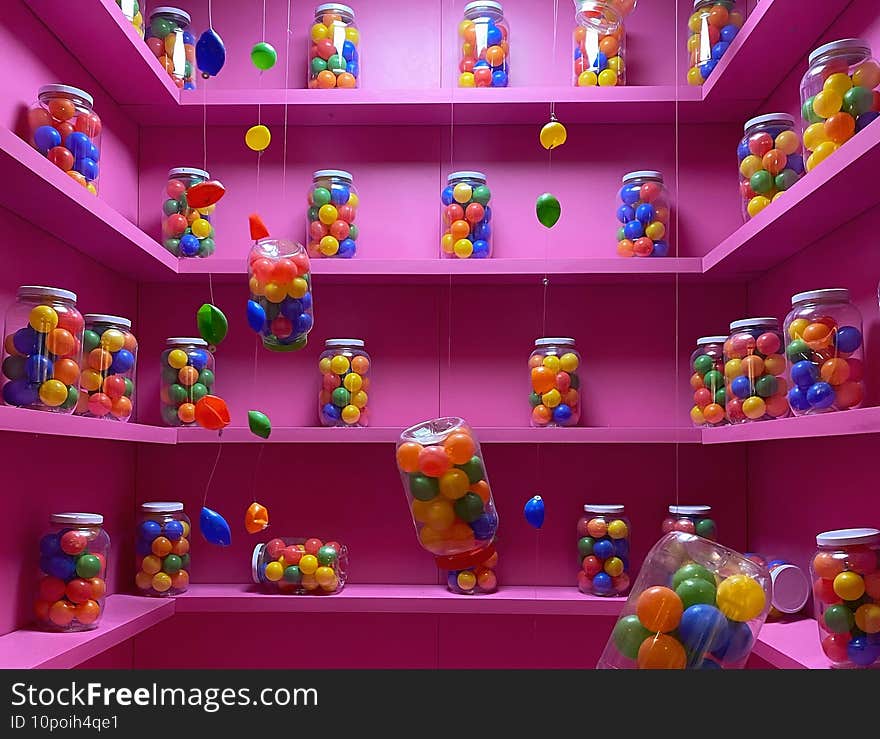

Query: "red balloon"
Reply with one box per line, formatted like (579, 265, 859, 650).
(187, 180, 226, 208)
(194, 395, 230, 431)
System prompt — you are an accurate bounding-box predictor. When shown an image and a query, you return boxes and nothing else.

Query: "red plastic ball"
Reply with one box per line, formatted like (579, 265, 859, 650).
(47, 146, 74, 171)
(748, 132, 774, 157)
(271, 315, 293, 339)
(60, 530, 87, 555)
(304, 537, 323, 554)
(74, 112, 102, 138)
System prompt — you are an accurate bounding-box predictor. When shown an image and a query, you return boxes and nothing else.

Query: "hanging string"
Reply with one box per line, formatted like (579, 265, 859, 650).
(251, 444, 266, 502)
(281, 0, 292, 204)
(201, 439, 224, 507)
(674, 0, 681, 508)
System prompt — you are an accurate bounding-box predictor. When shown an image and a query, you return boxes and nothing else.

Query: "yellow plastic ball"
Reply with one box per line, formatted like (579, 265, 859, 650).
(823, 72, 853, 97)
(249, 277, 265, 296)
(687, 34, 700, 53)
(774, 129, 801, 155)
(330, 355, 350, 374)
(559, 352, 579, 372)
(645, 221, 666, 240)
(542, 388, 562, 408)
(315, 566, 336, 587)
(687, 11, 703, 33)
(539, 120, 567, 150)
(100, 329, 125, 352)
(690, 406, 705, 425)
(457, 570, 477, 591)
(181, 521, 190, 537)
(341, 404, 360, 424)
(808, 141, 839, 170)
(86, 183, 97, 196)
(772, 191, 785, 202)
(441, 233, 455, 254)
(352, 390, 368, 408)
(135, 571, 153, 590)
(343, 372, 363, 392)
(607, 56, 623, 74)
(854, 603, 880, 634)
(319, 357, 332, 373)
(459, 72, 475, 88)
(747, 196, 770, 218)
(608, 519, 628, 539)
(288, 277, 308, 298)
(318, 203, 339, 225)
(263, 282, 286, 303)
(301, 574, 319, 591)
(142, 555, 162, 575)
(245, 124, 271, 151)
(803, 121, 830, 151)
(458, 19, 474, 37)
(344, 26, 359, 44)
(191, 218, 212, 238)
(833, 571, 865, 601)
(687, 66, 704, 86)
(439, 469, 469, 500)
(168, 349, 188, 369)
(542, 354, 561, 372)
(716, 574, 766, 622)
(453, 238, 473, 258)
(319, 235, 339, 255)
(577, 70, 598, 86)
(80, 369, 102, 392)
(812, 89, 843, 119)
(197, 204, 216, 215)
(741, 395, 766, 420)
(598, 69, 618, 87)
(265, 561, 284, 581)
(452, 182, 472, 204)
(152, 572, 172, 592)
(310, 22, 329, 41)
(788, 318, 809, 340)
(299, 554, 318, 575)
(39, 380, 68, 407)
(724, 358, 742, 378)
(604, 557, 624, 577)
(739, 155, 762, 178)
(347, 192, 359, 208)
(320, 575, 339, 592)
(29, 305, 58, 333)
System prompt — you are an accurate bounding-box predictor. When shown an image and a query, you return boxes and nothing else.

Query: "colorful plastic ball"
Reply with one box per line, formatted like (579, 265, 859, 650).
(833, 570, 865, 601)
(637, 633, 686, 670)
(716, 574, 766, 622)
(846, 637, 879, 667)
(806, 381, 834, 409)
(592, 539, 613, 560)
(60, 530, 87, 556)
(711, 620, 754, 663)
(676, 577, 717, 610)
(823, 603, 855, 634)
(678, 603, 728, 654)
(835, 325, 862, 353)
(75, 554, 102, 579)
(251, 41, 277, 70)
(672, 563, 716, 590)
(636, 586, 683, 633)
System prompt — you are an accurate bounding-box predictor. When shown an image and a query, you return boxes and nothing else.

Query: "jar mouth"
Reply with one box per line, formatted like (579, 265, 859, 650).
(696, 336, 728, 345)
(584, 504, 625, 514)
(791, 288, 850, 305)
(534, 337, 576, 347)
(84, 314, 132, 329)
(464, 1, 504, 18)
(743, 113, 795, 133)
(575, 1, 623, 31)
(166, 337, 208, 346)
(17, 285, 77, 303)
(694, 0, 733, 9)
(168, 167, 209, 180)
(51, 512, 103, 526)
(622, 170, 663, 184)
(313, 169, 353, 182)
(38, 84, 93, 108)
(668, 505, 711, 515)
(149, 6, 192, 26)
(401, 417, 467, 444)
(728, 317, 779, 331)
(808, 38, 871, 67)
(141, 502, 184, 513)
(816, 527, 880, 547)
(448, 171, 487, 184)
(325, 338, 364, 348)
(315, 3, 355, 18)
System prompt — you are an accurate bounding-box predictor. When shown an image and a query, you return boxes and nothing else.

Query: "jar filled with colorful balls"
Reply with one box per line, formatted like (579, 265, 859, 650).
(529, 337, 580, 427)
(135, 502, 191, 596)
(577, 505, 631, 597)
(784, 289, 865, 416)
(160, 337, 216, 426)
(116, 0, 145, 38)
(724, 317, 789, 423)
(686, 0, 744, 86)
(801, 39, 880, 171)
(738, 114, 804, 221)
(458, 1, 509, 88)
(162, 168, 217, 258)
(573, 0, 634, 87)
(307, 170, 358, 259)
(689, 336, 726, 428)
(598, 532, 770, 669)
(146, 7, 196, 90)
(662, 505, 716, 541)
(75, 315, 137, 422)
(396, 418, 500, 595)
(743, 552, 810, 620)
(811, 528, 880, 668)
(247, 239, 314, 351)
(441, 171, 492, 259)
(309, 4, 359, 89)
(28, 85, 101, 194)
(36, 513, 109, 633)
(615, 170, 669, 258)
(318, 339, 370, 427)
(2, 286, 83, 414)
(253, 537, 349, 594)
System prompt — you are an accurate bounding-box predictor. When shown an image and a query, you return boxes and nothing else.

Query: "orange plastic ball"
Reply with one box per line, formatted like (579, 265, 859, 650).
(444, 431, 476, 464)
(813, 551, 845, 580)
(834, 380, 864, 409)
(637, 633, 687, 669)
(396, 441, 423, 473)
(531, 404, 552, 425)
(152, 536, 173, 556)
(469, 480, 491, 503)
(418, 445, 451, 477)
(337, 72, 356, 88)
(53, 358, 80, 385)
(177, 402, 196, 424)
(89, 577, 106, 600)
(587, 518, 608, 538)
(88, 348, 112, 371)
(636, 586, 683, 633)
(763, 353, 786, 376)
(820, 358, 850, 385)
(75, 600, 101, 624)
(599, 35, 619, 57)
(802, 322, 833, 349)
(485, 45, 504, 66)
(824, 112, 856, 144)
(703, 403, 725, 424)
(531, 366, 555, 394)
(178, 366, 199, 386)
(48, 98, 76, 121)
(48, 600, 75, 627)
(316, 70, 337, 88)
(740, 354, 764, 377)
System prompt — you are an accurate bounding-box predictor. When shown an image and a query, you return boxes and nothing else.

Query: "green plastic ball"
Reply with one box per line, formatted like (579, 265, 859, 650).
(161, 365, 178, 384)
(124, 378, 134, 397)
(693, 354, 714, 375)
(76, 554, 101, 579)
(695, 518, 716, 538)
(168, 383, 188, 406)
(198, 369, 215, 388)
(331, 387, 350, 407)
(327, 54, 345, 73)
(312, 187, 331, 206)
(786, 339, 812, 362)
(311, 57, 328, 75)
(184, 61, 193, 78)
(164, 238, 181, 255)
(61, 386, 78, 410)
(180, 553, 190, 569)
(83, 329, 101, 354)
(578, 536, 595, 557)
(348, 224, 359, 240)
(177, 192, 188, 209)
(190, 382, 208, 403)
(163, 554, 183, 574)
(774, 170, 798, 191)
(714, 387, 726, 406)
(802, 96, 823, 124)
(755, 374, 778, 398)
(251, 42, 278, 70)
(703, 370, 724, 391)
(163, 198, 181, 216)
(672, 563, 715, 590)
(409, 474, 439, 501)
(150, 17, 173, 37)
(617, 226, 625, 241)
(529, 392, 541, 407)
(307, 206, 320, 222)
(198, 237, 215, 257)
(283, 565, 302, 583)
(823, 604, 854, 634)
(457, 455, 484, 484)
(453, 492, 484, 523)
(612, 614, 651, 660)
(750, 169, 773, 195)
(161, 405, 180, 425)
(472, 184, 491, 205)
(675, 577, 717, 609)
(317, 546, 338, 566)
(843, 85, 873, 117)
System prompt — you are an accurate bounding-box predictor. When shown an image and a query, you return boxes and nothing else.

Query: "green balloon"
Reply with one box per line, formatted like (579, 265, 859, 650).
(312, 187, 331, 206)
(703, 370, 724, 391)
(76, 554, 101, 579)
(163, 554, 183, 574)
(250, 41, 277, 70)
(311, 57, 328, 75)
(248, 410, 272, 439)
(164, 238, 181, 256)
(536, 192, 561, 228)
(672, 563, 715, 590)
(83, 329, 101, 354)
(693, 354, 713, 375)
(283, 565, 302, 583)
(332, 387, 350, 407)
(578, 536, 595, 557)
(454, 492, 484, 523)
(695, 518, 716, 538)
(197, 303, 228, 347)
(843, 85, 873, 116)
(163, 198, 181, 216)
(749, 169, 773, 194)
(612, 615, 651, 660)
(755, 374, 777, 398)
(61, 386, 78, 410)
(786, 339, 811, 362)
(472, 184, 491, 205)
(317, 546, 338, 566)
(190, 382, 208, 403)
(714, 387, 726, 406)
(150, 17, 173, 37)
(124, 377, 134, 397)
(198, 369, 215, 388)
(823, 604, 854, 634)
(409, 474, 439, 501)
(802, 96, 823, 124)
(327, 54, 345, 73)
(529, 392, 541, 407)
(168, 383, 188, 406)
(675, 577, 717, 609)
(457, 455, 484, 484)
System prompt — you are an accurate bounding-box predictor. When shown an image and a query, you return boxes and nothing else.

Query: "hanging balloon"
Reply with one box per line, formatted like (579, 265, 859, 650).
(250, 42, 277, 70)
(194, 395, 230, 431)
(524, 495, 545, 528)
(200, 506, 232, 546)
(196, 29, 226, 78)
(187, 180, 226, 209)
(245, 502, 270, 533)
(248, 410, 272, 439)
(247, 300, 267, 333)
(536, 192, 561, 228)
(249, 213, 270, 240)
(245, 124, 271, 152)
(539, 118, 568, 150)
(197, 303, 228, 347)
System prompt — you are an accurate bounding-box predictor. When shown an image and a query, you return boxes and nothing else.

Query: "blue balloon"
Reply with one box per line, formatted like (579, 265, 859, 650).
(34, 125, 61, 153)
(720, 24, 739, 42)
(711, 41, 730, 60)
(294, 312, 313, 335)
(3, 380, 38, 407)
(835, 325, 862, 353)
(322, 403, 341, 422)
(110, 348, 134, 374)
(200, 506, 231, 546)
(651, 240, 669, 257)
(180, 233, 200, 256)
(857, 111, 880, 132)
(26, 354, 52, 383)
(491, 69, 508, 87)
(711, 620, 754, 663)
(623, 220, 644, 239)
(163, 520, 184, 540)
(592, 538, 613, 560)
(470, 512, 497, 540)
(196, 29, 226, 77)
(807, 381, 835, 409)
(524, 495, 545, 528)
(730, 375, 753, 399)
(635, 203, 655, 225)
(39, 534, 60, 557)
(342, 39, 356, 61)
(188, 348, 209, 370)
(553, 403, 572, 424)
(337, 238, 357, 258)
(791, 360, 818, 388)
(472, 239, 490, 258)
(678, 604, 728, 654)
(65, 131, 91, 159)
(616, 204, 635, 223)
(787, 385, 810, 412)
(592, 572, 613, 594)
(138, 520, 162, 540)
(13, 326, 39, 355)
(486, 22, 502, 46)
(737, 139, 750, 162)
(247, 300, 267, 332)
(75, 157, 99, 180)
(441, 186, 455, 205)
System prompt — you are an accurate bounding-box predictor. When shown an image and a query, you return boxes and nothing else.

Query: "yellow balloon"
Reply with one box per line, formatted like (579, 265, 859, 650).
(245, 124, 271, 151)
(539, 120, 567, 150)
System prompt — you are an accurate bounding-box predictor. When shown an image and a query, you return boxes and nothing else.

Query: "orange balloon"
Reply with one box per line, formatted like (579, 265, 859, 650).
(636, 586, 683, 633)
(194, 395, 230, 431)
(245, 502, 270, 533)
(396, 442, 423, 473)
(637, 633, 687, 669)
(444, 432, 475, 464)
(531, 366, 555, 394)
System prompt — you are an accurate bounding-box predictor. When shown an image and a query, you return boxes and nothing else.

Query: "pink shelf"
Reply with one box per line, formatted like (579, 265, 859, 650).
(0, 128, 179, 280)
(0, 405, 177, 444)
(702, 406, 880, 445)
(752, 619, 833, 670)
(25, 0, 180, 107)
(0, 595, 174, 669)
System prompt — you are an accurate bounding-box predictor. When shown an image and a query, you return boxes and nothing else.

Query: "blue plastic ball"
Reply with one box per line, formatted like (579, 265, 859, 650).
(247, 300, 267, 332)
(592, 538, 614, 560)
(767, 559, 787, 568)
(857, 111, 880, 132)
(592, 572, 613, 595)
(330, 184, 350, 205)
(39, 534, 61, 556)
(472, 239, 490, 258)
(678, 603, 728, 654)
(75, 157, 99, 180)
(26, 354, 52, 383)
(183, 30, 195, 44)
(700, 59, 718, 79)
(574, 46, 582, 60)
(45, 554, 76, 581)
(651, 241, 669, 257)
(737, 139, 750, 162)
(470, 512, 497, 540)
(847, 636, 879, 667)
(13, 326, 39, 355)
(612, 538, 629, 557)
(786, 153, 805, 174)
(184, 82, 196, 90)
(791, 360, 818, 388)
(483, 206, 492, 222)
(300, 292, 313, 312)
(163, 520, 184, 540)
(787, 385, 810, 412)
(553, 403, 572, 424)
(635, 203, 655, 225)
(619, 183, 641, 205)
(730, 375, 753, 399)
(711, 620, 754, 663)
(491, 69, 508, 87)
(3, 379, 38, 406)
(474, 60, 490, 69)
(337, 238, 357, 258)
(807, 381, 835, 409)
(342, 40, 356, 61)
(835, 325, 862, 353)
(180, 233, 200, 256)
(596, 51, 608, 71)
(280, 298, 303, 321)
(188, 348, 209, 370)
(34, 125, 62, 153)
(110, 348, 134, 374)
(441, 186, 455, 205)
(136, 539, 152, 556)
(711, 41, 730, 61)
(720, 24, 739, 42)
(322, 403, 341, 422)
(347, 60, 359, 78)
(294, 312, 313, 335)
(486, 23, 502, 46)
(623, 220, 644, 239)
(139, 520, 162, 540)
(65, 131, 91, 159)
(617, 204, 635, 223)
(87, 141, 100, 162)
(699, 658, 723, 669)
(473, 221, 491, 240)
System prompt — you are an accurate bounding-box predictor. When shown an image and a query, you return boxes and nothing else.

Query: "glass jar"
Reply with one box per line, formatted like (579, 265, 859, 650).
(253, 537, 349, 594)
(811, 528, 880, 668)
(396, 418, 500, 595)
(146, 7, 196, 90)
(117, 0, 145, 37)
(784, 289, 865, 416)
(441, 171, 492, 259)
(458, 1, 509, 88)
(662, 505, 716, 540)
(529, 337, 581, 427)
(724, 317, 789, 423)
(573, 0, 631, 87)
(615, 170, 669, 258)
(159, 337, 216, 426)
(598, 532, 770, 669)
(75, 315, 137, 422)
(686, 0, 744, 86)
(577, 504, 631, 596)
(743, 553, 810, 620)
(308, 4, 359, 89)
(801, 39, 880, 171)
(162, 168, 217, 258)
(35, 513, 109, 632)
(318, 339, 370, 427)
(135, 502, 191, 596)
(738, 114, 805, 221)
(2, 286, 84, 414)
(27, 84, 102, 195)
(307, 170, 358, 258)
(247, 240, 314, 352)
(689, 336, 727, 428)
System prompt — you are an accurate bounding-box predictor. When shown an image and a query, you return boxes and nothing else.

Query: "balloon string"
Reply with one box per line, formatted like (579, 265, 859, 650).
(202, 439, 224, 507)
(251, 444, 266, 502)
(208, 272, 215, 307)
(551, 0, 559, 112)
(202, 79, 208, 172)
(674, 0, 681, 508)
(281, 0, 292, 204)
(207, 0, 213, 28)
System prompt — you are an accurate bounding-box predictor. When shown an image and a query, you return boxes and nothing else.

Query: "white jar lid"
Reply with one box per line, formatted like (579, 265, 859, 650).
(584, 504, 625, 514)
(251, 543, 265, 583)
(769, 564, 810, 614)
(696, 336, 728, 345)
(150, 6, 192, 24)
(809, 38, 871, 66)
(622, 170, 663, 184)
(816, 528, 880, 547)
(448, 171, 487, 183)
(166, 337, 208, 346)
(169, 167, 209, 180)
(465, 1, 503, 13)
(316, 3, 355, 16)
(729, 317, 778, 331)
(791, 288, 850, 305)
(325, 339, 364, 348)
(669, 505, 711, 515)
(141, 502, 184, 512)
(535, 337, 575, 347)
(314, 169, 353, 182)
(85, 314, 132, 329)
(51, 512, 103, 525)
(38, 84, 94, 107)
(744, 113, 795, 132)
(17, 285, 77, 303)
